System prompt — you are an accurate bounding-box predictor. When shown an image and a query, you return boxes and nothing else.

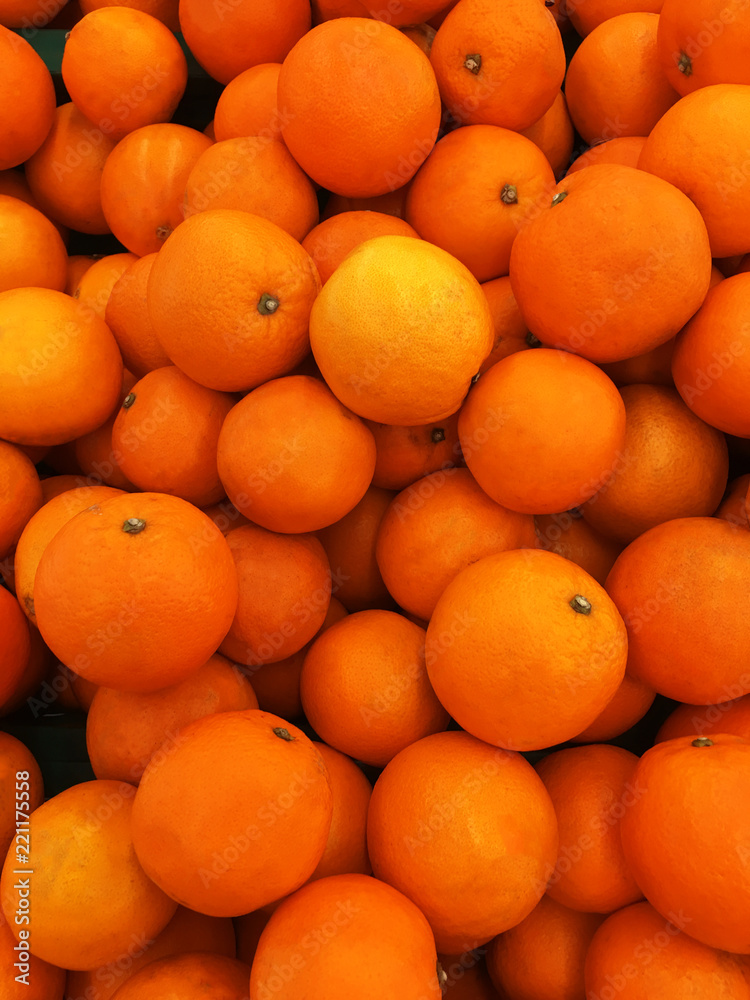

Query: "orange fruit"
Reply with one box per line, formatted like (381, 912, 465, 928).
(100, 123, 213, 256)
(376, 468, 536, 620)
(0, 906, 64, 1000)
(321, 185, 411, 220)
(200, 498, 251, 536)
(34, 492, 238, 692)
(509, 164, 712, 362)
(598, 335, 675, 387)
(146, 209, 321, 392)
(566, 135, 647, 174)
(183, 137, 319, 242)
(657, 0, 750, 94)
(0, 779, 178, 971)
(605, 516, 750, 704)
(78, 0, 180, 32)
(366, 413, 461, 491)
(568, 0, 664, 36)
(73, 251, 138, 320)
(0, 194, 67, 293)
(61, 8, 187, 140)
(308, 743, 372, 881)
(519, 89, 575, 179)
(217, 375, 376, 533)
(429, 0, 565, 131)
(458, 349, 626, 514)
(404, 125, 557, 282)
(65, 253, 97, 295)
(111, 366, 235, 506)
(571, 671, 656, 742)
(581, 384, 728, 544)
(655, 694, 750, 743)
(401, 21, 437, 55)
(714, 472, 750, 530)
(440, 953, 501, 999)
(0, 0, 68, 28)
(300, 609, 449, 766)
(479, 274, 535, 373)
(0, 25, 55, 170)
(218, 523, 332, 667)
(672, 273, 750, 436)
(638, 84, 750, 257)
(426, 549, 628, 750)
(584, 901, 750, 999)
(0, 626, 54, 717)
(86, 653, 258, 784)
(278, 18, 441, 197)
(486, 896, 605, 1000)
(178, 0, 311, 84)
(250, 873, 442, 999)
(316, 485, 395, 612)
(310, 235, 494, 424)
(535, 510, 623, 586)
(0, 731, 43, 859)
(213, 63, 284, 143)
(234, 909, 270, 966)
(73, 369, 139, 492)
(0, 441, 42, 560)
(93, 952, 251, 999)
(301, 210, 420, 286)
(0, 287, 123, 447)
(620, 735, 750, 953)
(25, 102, 116, 234)
(0, 168, 68, 246)
(535, 744, 643, 912)
(131, 709, 333, 916)
(366, 730, 559, 952)
(105, 253, 171, 377)
(564, 13, 679, 146)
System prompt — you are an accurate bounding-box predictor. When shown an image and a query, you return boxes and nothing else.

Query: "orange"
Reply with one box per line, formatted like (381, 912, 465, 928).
(566, 135, 647, 173)
(0, 906, 64, 1000)
(535, 509, 623, 586)
(78, 0, 180, 32)
(217, 375, 376, 533)
(366, 412, 462, 491)
(458, 349, 626, 514)
(581, 384, 728, 544)
(366, 730, 559, 952)
(73, 369, 139, 492)
(200, 498, 251, 536)
(0, 288, 123, 447)
(0, 194, 67, 293)
(401, 21, 437, 55)
(564, 13, 679, 146)
(213, 63, 284, 143)
(657, 0, 750, 94)
(310, 235, 494, 424)
(111, 366, 234, 506)
(316, 485, 395, 612)
(714, 472, 750, 530)
(86, 653, 258, 784)
(519, 89, 575, 179)
(375, 468, 536, 620)
(146, 209, 322, 392)
(509, 164, 712, 362)
(620, 735, 750, 953)
(599, 335, 675, 387)
(535, 744, 643, 913)
(0, 626, 54, 717)
(0, 0, 68, 27)
(486, 896, 605, 1000)
(131, 709, 333, 916)
(87, 952, 251, 1000)
(584, 901, 750, 999)
(0, 168, 68, 246)
(308, 743, 371, 881)
(655, 694, 750, 743)
(25, 102, 116, 234)
(672, 273, 750, 436)
(605, 516, 750, 704)
(278, 18, 441, 197)
(0, 25, 55, 169)
(100, 123, 213, 256)
(440, 953, 501, 999)
(300, 609, 449, 766)
(571, 671, 655, 742)
(105, 253, 171, 377)
(301, 210, 420, 285)
(404, 125, 557, 282)
(183, 137, 319, 242)
(0, 731, 43, 859)
(73, 252, 138, 320)
(250, 873, 442, 999)
(479, 275, 535, 373)
(234, 909, 270, 966)
(568, 0, 664, 36)
(61, 8, 188, 140)
(178, 0, 310, 84)
(218, 523, 332, 666)
(426, 549, 628, 750)
(638, 84, 750, 257)
(0, 779, 177, 971)
(34, 492, 238, 692)
(429, 0, 565, 131)
(65, 253, 97, 295)
(322, 185, 411, 219)
(0, 441, 42, 560)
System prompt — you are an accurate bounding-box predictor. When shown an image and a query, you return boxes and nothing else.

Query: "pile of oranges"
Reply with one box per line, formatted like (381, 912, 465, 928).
(2, 0, 750, 996)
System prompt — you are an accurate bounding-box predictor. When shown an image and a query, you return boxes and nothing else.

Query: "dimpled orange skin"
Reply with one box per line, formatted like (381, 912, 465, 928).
(130, 710, 333, 917)
(655, 695, 750, 744)
(657, 0, 750, 95)
(0, 26, 55, 170)
(619, 736, 750, 955)
(509, 164, 712, 363)
(0, 442, 42, 561)
(33, 492, 239, 693)
(0, 194, 67, 293)
(426, 549, 628, 752)
(366, 730, 559, 954)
